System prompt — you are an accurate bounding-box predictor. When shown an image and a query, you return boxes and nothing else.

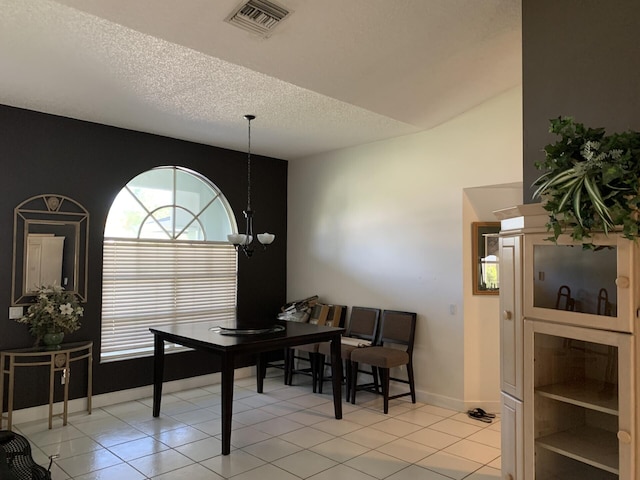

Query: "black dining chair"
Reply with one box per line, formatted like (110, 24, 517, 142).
(349, 310, 417, 413)
(317, 306, 380, 399)
(284, 304, 345, 391)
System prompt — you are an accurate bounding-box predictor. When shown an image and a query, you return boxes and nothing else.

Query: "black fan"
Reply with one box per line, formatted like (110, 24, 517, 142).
(0, 431, 53, 480)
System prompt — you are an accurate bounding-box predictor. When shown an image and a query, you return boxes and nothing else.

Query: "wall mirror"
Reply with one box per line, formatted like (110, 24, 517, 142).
(472, 222, 500, 295)
(12, 194, 89, 305)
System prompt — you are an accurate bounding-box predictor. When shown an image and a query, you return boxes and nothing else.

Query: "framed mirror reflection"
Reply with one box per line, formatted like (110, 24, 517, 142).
(12, 194, 89, 305)
(472, 221, 500, 295)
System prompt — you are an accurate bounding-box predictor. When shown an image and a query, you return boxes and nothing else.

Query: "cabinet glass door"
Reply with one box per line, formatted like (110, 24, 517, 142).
(524, 320, 633, 479)
(524, 233, 634, 333)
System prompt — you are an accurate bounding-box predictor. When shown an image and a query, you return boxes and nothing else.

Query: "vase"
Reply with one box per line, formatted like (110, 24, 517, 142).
(42, 332, 64, 349)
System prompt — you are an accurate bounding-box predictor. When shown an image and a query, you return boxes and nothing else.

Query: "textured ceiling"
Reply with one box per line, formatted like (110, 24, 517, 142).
(0, 0, 521, 160)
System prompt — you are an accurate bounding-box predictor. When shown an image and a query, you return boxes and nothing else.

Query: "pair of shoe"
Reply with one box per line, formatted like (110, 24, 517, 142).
(467, 407, 495, 423)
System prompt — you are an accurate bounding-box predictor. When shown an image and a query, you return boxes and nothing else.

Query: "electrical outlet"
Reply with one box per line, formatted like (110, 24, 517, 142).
(9, 306, 23, 320)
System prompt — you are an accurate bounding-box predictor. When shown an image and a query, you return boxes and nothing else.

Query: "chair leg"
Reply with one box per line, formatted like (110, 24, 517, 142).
(317, 354, 325, 394)
(407, 361, 416, 403)
(350, 361, 358, 404)
(344, 359, 351, 401)
(284, 348, 293, 385)
(380, 367, 390, 414)
(310, 353, 318, 393)
(372, 366, 380, 394)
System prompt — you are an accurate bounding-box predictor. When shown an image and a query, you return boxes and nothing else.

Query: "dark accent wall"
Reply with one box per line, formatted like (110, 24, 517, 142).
(0, 104, 287, 409)
(522, 0, 640, 203)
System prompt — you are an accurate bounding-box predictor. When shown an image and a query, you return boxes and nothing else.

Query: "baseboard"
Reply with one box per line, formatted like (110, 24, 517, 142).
(9, 369, 499, 426)
(415, 390, 500, 415)
(415, 389, 466, 412)
(461, 399, 501, 415)
(7, 367, 253, 426)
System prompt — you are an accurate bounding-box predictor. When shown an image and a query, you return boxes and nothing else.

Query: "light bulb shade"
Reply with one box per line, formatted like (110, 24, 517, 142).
(228, 234, 250, 245)
(257, 233, 275, 245)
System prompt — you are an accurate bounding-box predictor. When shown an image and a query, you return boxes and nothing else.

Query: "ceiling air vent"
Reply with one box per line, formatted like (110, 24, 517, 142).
(226, 0, 290, 37)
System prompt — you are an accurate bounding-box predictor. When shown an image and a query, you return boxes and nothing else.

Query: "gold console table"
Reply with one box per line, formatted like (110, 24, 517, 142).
(0, 341, 92, 430)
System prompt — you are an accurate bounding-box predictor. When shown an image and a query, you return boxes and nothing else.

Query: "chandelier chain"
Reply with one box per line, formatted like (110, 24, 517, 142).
(246, 116, 252, 210)
(227, 114, 273, 257)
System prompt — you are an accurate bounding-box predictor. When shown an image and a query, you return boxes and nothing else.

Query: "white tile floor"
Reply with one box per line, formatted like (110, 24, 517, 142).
(14, 372, 501, 479)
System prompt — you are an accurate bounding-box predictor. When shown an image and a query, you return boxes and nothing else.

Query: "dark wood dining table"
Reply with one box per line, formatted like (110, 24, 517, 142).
(150, 320, 345, 455)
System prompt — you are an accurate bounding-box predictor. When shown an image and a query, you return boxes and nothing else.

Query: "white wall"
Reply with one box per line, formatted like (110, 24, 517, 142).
(287, 86, 523, 409)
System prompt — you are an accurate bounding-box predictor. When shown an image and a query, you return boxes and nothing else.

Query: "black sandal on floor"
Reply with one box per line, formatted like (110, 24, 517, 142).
(473, 407, 496, 419)
(467, 409, 493, 423)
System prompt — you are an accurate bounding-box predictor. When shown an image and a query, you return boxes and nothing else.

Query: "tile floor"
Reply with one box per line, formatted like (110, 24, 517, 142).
(14, 372, 501, 479)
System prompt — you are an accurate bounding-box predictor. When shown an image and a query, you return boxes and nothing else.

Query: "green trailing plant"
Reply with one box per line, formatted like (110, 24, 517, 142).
(533, 116, 640, 243)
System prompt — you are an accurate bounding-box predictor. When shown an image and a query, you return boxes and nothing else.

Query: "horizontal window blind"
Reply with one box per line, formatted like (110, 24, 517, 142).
(101, 239, 237, 362)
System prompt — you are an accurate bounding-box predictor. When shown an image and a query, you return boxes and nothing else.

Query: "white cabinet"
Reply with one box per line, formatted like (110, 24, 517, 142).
(502, 392, 524, 480)
(497, 203, 639, 480)
(25, 234, 65, 291)
(500, 235, 523, 400)
(499, 232, 524, 478)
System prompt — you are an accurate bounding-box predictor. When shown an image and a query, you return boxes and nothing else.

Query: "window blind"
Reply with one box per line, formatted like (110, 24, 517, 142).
(101, 239, 237, 362)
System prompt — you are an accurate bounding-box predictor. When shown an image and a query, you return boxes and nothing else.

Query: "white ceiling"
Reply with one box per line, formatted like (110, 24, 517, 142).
(0, 0, 521, 160)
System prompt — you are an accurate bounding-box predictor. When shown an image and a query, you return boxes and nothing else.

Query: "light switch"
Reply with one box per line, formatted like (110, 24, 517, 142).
(9, 306, 24, 319)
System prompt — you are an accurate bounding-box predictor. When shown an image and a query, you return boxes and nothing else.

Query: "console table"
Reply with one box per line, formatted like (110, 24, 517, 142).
(0, 341, 93, 430)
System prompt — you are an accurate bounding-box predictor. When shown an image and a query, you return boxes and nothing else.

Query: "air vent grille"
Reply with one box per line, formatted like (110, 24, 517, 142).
(226, 0, 290, 37)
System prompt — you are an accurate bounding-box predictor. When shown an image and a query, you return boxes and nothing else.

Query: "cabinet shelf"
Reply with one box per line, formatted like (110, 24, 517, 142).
(536, 380, 618, 415)
(536, 425, 619, 475)
(535, 451, 619, 480)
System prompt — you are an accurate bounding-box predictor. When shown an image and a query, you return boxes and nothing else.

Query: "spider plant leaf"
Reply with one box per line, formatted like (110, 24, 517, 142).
(545, 168, 579, 187)
(532, 169, 579, 199)
(584, 175, 614, 227)
(556, 178, 580, 213)
(573, 179, 584, 226)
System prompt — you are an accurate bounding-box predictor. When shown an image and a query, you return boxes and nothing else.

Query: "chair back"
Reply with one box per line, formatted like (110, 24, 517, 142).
(377, 310, 417, 354)
(347, 307, 381, 342)
(326, 305, 347, 327)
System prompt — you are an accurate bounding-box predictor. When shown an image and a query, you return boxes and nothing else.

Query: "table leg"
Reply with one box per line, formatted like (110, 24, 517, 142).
(152, 335, 165, 417)
(87, 345, 93, 414)
(7, 357, 14, 430)
(48, 355, 55, 429)
(330, 334, 343, 419)
(63, 360, 70, 426)
(256, 353, 264, 394)
(221, 352, 235, 455)
(0, 354, 5, 430)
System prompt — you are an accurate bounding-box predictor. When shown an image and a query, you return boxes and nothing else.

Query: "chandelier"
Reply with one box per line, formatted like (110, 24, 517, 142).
(227, 114, 275, 257)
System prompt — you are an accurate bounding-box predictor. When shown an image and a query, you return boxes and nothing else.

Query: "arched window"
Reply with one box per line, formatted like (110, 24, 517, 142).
(101, 166, 238, 362)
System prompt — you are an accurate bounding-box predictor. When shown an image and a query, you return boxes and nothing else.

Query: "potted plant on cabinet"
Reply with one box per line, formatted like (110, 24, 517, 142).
(15, 284, 83, 348)
(533, 116, 640, 244)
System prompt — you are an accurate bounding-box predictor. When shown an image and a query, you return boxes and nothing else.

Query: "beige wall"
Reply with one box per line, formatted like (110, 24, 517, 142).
(287, 86, 522, 409)
(462, 183, 522, 409)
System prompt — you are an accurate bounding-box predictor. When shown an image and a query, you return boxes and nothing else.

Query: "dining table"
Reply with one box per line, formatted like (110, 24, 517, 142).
(150, 320, 345, 455)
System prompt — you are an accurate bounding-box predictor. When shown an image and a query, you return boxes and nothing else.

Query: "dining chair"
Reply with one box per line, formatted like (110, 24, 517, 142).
(349, 310, 417, 413)
(284, 304, 345, 391)
(317, 306, 381, 399)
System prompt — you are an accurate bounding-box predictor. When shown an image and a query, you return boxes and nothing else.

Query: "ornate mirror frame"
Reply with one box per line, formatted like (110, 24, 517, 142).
(12, 194, 89, 305)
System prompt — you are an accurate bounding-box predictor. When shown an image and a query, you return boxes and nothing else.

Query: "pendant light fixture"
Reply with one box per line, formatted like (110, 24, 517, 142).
(227, 114, 275, 257)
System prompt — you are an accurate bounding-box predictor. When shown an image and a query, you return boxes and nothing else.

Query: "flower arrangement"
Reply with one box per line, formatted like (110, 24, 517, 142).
(16, 285, 83, 343)
(533, 116, 640, 243)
